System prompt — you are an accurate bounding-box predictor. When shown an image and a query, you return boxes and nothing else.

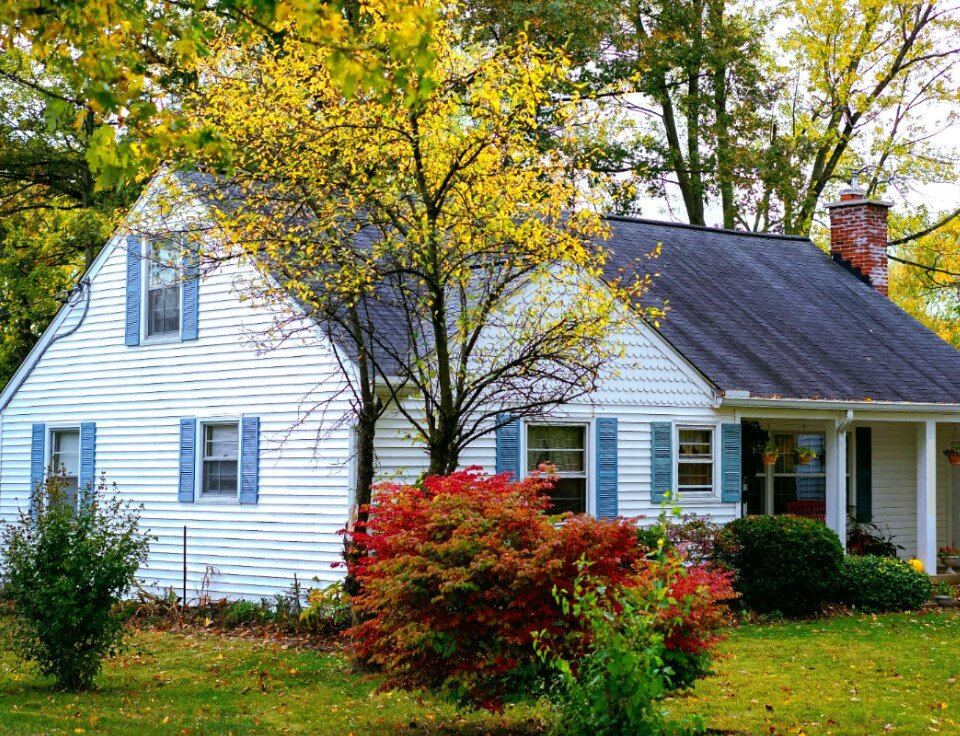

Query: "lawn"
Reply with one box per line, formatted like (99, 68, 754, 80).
(675, 608, 960, 735)
(0, 628, 546, 735)
(1, 611, 959, 735)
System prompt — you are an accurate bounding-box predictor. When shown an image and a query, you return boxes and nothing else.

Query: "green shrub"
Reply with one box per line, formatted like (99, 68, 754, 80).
(0, 474, 152, 691)
(537, 566, 706, 736)
(714, 514, 843, 616)
(222, 599, 268, 628)
(299, 581, 351, 635)
(838, 555, 931, 612)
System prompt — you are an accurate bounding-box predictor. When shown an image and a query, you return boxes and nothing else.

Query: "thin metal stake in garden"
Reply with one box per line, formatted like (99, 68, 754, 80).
(182, 525, 188, 612)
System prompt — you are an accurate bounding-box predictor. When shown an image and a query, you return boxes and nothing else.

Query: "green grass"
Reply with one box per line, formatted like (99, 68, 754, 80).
(4, 612, 960, 735)
(673, 609, 960, 735)
(0, 629, 546, 735)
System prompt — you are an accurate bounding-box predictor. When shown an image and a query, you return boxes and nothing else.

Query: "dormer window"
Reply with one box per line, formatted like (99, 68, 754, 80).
(146, 240, 181, 338)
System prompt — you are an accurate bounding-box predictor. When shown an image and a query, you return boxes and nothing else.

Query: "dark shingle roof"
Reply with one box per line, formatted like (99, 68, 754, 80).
(605, 216, 960, 404)
(182, 170, 960, 403)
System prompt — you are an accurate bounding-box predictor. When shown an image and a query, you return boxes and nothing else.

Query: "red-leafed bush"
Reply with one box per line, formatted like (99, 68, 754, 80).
(346, 469, 733, 709)
(347, 469, 644, 709)
(645, 563, 737, 689)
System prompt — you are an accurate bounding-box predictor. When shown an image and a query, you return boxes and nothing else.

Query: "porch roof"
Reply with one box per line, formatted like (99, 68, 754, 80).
(606, 217, 960, 406)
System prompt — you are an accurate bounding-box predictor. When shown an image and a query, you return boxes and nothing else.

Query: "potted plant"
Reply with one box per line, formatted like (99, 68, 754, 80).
(761, 437, 779, 466)
(796, 446, 817, 465)
(939, 545, 960, 574)
(934, 582, 956, 607)
(944, 446, 960, 466)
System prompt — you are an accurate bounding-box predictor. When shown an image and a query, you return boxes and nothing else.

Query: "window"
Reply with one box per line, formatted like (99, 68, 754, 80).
(772, 432, 826, 514)
(677, 427, 714, 493)
(201, 422, 239, 498)
(526, 424, 586, 514)
(146, 240, 181, 337)
(50, 428, 80, 508)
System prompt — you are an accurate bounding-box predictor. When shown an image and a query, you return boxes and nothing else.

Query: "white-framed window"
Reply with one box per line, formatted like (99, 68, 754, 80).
(526, 423, 587, 514)
(49, 427, 80, 508)
(676, 426, 716, 494)
(144, 240, 181, 338)
(200, 421, 240, 499)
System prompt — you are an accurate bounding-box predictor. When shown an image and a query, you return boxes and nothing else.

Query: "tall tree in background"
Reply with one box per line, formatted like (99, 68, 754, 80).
(461, 0, 959, 236)
(0, 51, 139, 388)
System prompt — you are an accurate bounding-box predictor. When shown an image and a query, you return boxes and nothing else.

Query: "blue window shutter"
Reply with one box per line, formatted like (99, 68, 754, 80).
(181, 242, 199, 341)
(495, 415, 521, 479)
(595, 418, 618, 518)
(80, 422, 96, 500)
(178, 418, 197, 503)
(124, 236, 141, 346)
(855, 427, 872, 522)
(240, 416, 260, 505)
(30, 423, 46, 508)
(721, 422, 742, 503)
(651, 422, 672, 503)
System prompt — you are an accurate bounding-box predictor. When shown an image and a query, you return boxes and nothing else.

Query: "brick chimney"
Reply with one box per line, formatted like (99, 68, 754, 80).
(824, 176, 893, 295)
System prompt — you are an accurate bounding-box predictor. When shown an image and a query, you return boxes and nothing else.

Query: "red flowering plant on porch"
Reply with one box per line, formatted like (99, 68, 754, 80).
(344, 468, 735, 710)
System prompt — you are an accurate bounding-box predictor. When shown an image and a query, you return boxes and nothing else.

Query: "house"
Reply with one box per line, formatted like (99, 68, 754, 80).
(2, 172, 960, 599)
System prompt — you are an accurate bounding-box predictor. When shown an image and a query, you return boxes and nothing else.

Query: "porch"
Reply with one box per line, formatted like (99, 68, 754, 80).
(732, 407, 960, 574)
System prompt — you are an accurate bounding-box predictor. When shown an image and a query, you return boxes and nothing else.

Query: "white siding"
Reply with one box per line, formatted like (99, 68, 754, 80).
(0, 226, 354, 600)
(374, 323, 740, 526)
(867, 422, 918, 557)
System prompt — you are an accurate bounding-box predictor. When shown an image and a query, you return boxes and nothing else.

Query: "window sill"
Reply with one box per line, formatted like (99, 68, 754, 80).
(140, 334, 183, 347)
(193, 496, 240, 505)
(674, 490, 720, 501)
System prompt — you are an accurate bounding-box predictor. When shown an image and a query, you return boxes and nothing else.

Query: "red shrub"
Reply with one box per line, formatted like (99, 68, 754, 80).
(347, 469, 644, 709)
(346, 469, 734, 707)
(630, 560, 737, 688)
(662, 565, 736, 656)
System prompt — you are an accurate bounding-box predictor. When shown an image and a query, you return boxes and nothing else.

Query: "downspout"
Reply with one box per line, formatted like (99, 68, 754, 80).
(50, 277, 92, 344)
(838, 409, 854, 433)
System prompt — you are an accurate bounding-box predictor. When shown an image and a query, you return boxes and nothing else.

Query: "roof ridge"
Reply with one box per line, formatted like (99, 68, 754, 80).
(602, 214, 811, 242)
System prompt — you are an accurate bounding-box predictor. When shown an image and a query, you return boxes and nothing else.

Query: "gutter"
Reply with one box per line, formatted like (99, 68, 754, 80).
(721, 395, 960, 416)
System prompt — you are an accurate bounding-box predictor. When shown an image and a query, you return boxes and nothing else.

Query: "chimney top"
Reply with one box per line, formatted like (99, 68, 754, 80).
(825, 173, 893, 210)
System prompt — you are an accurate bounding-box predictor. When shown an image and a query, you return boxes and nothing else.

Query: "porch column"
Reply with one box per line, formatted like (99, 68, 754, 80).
(825, 422, 847, 545)
(917, 420, 937, 573)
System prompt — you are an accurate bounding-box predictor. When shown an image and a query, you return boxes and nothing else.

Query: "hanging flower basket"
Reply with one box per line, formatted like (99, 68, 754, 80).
(944, 448, 960, 466)
(760, 435, 779, 466)
(796, 447, 817, 465)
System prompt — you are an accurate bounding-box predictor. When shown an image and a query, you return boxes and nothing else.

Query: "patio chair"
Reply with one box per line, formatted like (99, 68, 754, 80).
(786, 500, 826, 523)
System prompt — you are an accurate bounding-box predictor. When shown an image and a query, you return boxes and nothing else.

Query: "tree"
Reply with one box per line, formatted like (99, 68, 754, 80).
(888, 214, 960, 345)
(176, 23, 649, 492)
(460, 0, 960, 237)
(0, 51, 140, 389)
(772, 0, 960, 235)
(0, 0, 441, 187)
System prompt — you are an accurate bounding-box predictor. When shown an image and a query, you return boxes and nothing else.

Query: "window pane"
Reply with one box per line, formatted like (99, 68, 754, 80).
(51, 430, 80, 476)
(678, 462, 712, 487)
(527, 425, 585, 473)
(679, 429, 712, 458)
(62, 477, 79, 509)
(203, 460, 238, 496)
(205, 424, 239, 459)
(148, 286, 180, 336)
(149, 241, 180, 288)
(545, 477, 586, 515)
